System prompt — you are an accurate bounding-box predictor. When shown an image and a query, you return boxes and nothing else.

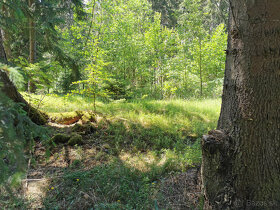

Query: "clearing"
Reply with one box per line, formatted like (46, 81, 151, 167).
(3, 94, 221, 209)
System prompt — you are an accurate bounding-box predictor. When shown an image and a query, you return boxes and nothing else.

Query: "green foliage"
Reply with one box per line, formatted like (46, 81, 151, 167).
(0, 94, 25, 185)
(104, 78, 131, 100)
(13, 57, 61, 92)
(0, 1, 229, 207)
(0, 90, 49, 185)
(3, 0, 228, 99)
(26, 93, 220, 150)
(0, 63, 25, 90)
(17, 93, 220, 209)
(51, 133, 70, 144)
(149, 0, 182, 27)
(0, 69, 49, 208)
(188, 24, 227, 96)
(43, 160, 155, 209)
(68, 133, 83, 146)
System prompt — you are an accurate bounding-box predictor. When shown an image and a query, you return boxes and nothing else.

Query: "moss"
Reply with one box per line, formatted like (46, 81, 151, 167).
(81, 111, 96, 124)
(85, 123, 97, 134)
(49, 112, 80, 125)
(72, 123, 84, 132)
(51, 133, 70, 144)
(72, 123, 97, 134)
(48, 111, 95, 125)
(29, 106, 48, 125)
(68, 133, 83, 146)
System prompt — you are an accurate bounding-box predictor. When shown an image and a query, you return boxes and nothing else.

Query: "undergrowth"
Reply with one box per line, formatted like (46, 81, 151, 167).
(18, 93, 220, 209)
(44, 160, 154, 209)
(23, 93, 220, 140)
(0, 91, 49, 209)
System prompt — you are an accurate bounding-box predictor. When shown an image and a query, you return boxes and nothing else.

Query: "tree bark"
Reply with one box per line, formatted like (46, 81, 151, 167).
(202, 1, 280, 209)
(0, 30, 7, 62)
(1, 1, 12, 60)
(0, 30, 46, 125)
(29, 0, 35, 64)
(28, 0, 36, 93)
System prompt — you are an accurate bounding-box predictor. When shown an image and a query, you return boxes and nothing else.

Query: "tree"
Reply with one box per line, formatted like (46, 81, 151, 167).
(202, 1, 280, 209)
(0, 30, 6, 62)
(204, 0, 229, 31)
(0, 19, 46, 125)
(149, 0, 182, 28)
(0, 69, 47, 125)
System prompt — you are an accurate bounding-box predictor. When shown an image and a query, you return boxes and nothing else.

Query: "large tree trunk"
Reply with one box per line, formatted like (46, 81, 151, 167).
(0, 31, 46, 125)
(202, 1, 280, 209)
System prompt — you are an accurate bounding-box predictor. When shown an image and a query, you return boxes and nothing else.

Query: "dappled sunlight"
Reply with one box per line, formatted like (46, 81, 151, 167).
(24, 178, 49, 209)
(7, 94, 220, 209)
(0, 0, 231, 208)
(119, 151, 159, 172)
(119, 143, 201, 174)
(21, 93, 103, 113)
(23, 93, 221, 140)
(21, 140, 115, 208)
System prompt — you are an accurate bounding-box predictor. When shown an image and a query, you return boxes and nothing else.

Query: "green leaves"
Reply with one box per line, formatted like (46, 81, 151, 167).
(3, 0, 228, 98)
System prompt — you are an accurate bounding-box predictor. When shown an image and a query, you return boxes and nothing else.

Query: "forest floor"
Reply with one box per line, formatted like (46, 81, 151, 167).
(5, 94, 221, 209)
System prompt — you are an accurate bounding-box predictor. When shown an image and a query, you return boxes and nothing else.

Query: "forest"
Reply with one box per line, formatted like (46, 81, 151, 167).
(1, 0, 228, 99)
(2, 0, 279, 209)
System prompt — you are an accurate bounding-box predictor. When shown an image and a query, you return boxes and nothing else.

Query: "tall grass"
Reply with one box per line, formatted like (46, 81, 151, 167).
(23, 93, 220, 138)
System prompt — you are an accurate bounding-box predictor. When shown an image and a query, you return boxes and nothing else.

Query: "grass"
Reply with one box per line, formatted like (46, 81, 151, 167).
(44, 160, 155, 209)
(23, 92, 220, 139)
(15, 93, 221, 209)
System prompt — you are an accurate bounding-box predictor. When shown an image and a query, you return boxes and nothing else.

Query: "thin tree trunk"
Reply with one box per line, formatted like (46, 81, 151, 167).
(202, 1, 280, 209)
(1, 29, 11, 61)
(159, 58, 163, 99)
(0, 30, 7, 62)
(93, 92, 96, 113)
(29, 0, 35, 64)
(1, 1, 12, 60)
(70, 63, 81, 84)
(28, 0, 36, 93)
(199, 38, 203, 97)
(83, 0, 96, 48)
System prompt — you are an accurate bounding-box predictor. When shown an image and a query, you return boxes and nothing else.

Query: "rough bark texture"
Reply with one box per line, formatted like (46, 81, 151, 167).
(202, 1, 280, 209)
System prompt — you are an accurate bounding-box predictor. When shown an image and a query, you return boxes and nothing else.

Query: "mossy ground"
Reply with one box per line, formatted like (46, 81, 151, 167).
(2, 94, 220, 209)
